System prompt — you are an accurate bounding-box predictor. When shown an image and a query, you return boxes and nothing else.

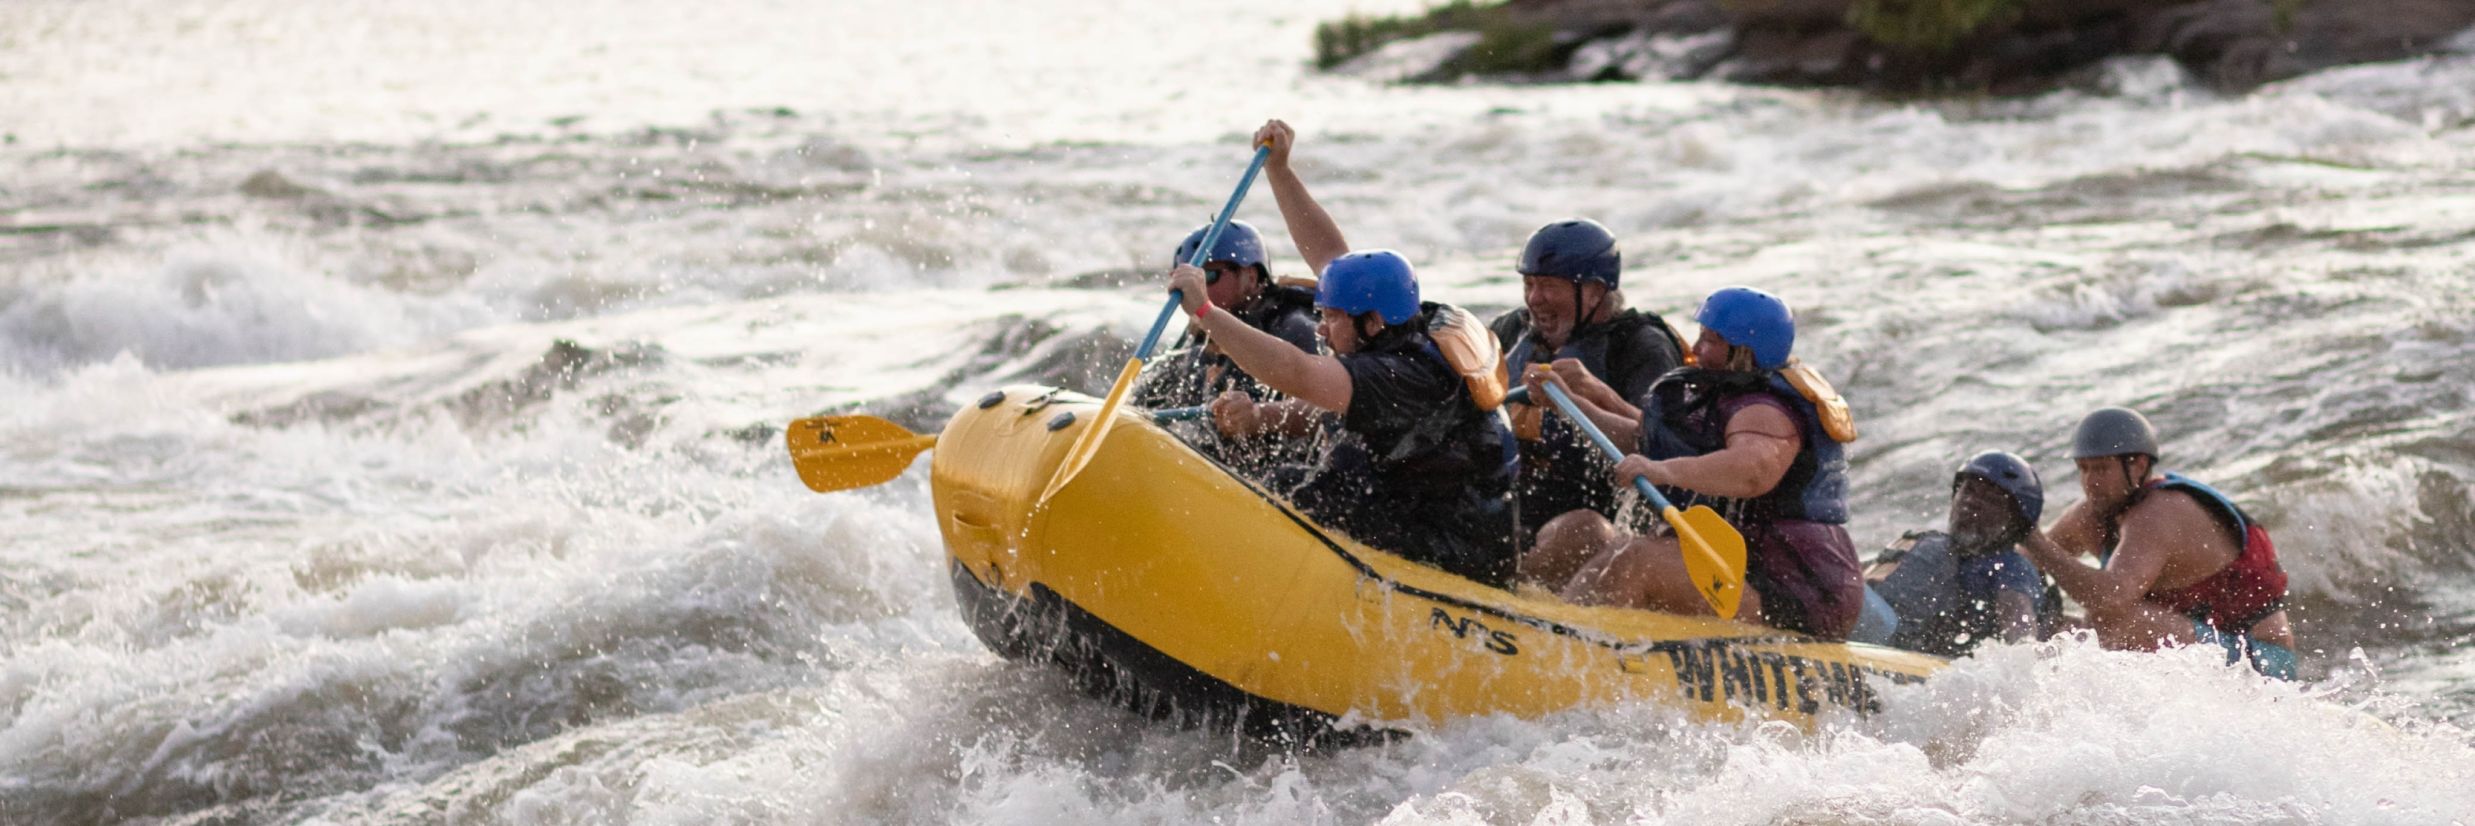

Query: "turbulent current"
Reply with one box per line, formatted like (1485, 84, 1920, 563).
(4, 1, 2474, 823)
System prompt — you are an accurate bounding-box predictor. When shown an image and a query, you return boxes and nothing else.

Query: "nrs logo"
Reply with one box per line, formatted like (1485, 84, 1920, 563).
(1430, 608, 1519, 656)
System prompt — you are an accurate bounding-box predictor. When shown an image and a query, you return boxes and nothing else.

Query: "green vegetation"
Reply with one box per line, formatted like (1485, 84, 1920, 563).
(2269, 0, 2303, 33)
(1313, 1, 1561, 76)
(1844, 0, 2029, 52)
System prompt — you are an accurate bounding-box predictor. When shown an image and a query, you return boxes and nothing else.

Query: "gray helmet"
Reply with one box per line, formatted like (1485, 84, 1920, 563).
(2070, 407, 2160, 460)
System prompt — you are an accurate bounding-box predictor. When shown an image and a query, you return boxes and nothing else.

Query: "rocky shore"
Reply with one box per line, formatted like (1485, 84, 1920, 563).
(1319, 0, 2475, 93)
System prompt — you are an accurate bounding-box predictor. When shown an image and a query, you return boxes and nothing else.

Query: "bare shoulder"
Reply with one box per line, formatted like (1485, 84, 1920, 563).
(2123, 487, 2237, 550)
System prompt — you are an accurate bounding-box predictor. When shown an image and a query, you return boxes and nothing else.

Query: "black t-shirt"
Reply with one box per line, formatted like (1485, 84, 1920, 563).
(1339, 348, 1460, 478)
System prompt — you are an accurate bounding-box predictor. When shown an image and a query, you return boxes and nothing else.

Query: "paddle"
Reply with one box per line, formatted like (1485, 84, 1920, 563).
(1035, 145, 1273, 506)
(1536, 379, 1747, 619)
(788, 407, 1209, 494)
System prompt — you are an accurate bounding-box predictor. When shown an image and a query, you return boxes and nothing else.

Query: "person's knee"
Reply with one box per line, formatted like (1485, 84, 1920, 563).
(1536, 510, 1614, 553)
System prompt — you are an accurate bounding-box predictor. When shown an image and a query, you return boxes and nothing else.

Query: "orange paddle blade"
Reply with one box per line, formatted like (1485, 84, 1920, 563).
(785, 415, 937, 493)
(1666, 504, 1749, 620)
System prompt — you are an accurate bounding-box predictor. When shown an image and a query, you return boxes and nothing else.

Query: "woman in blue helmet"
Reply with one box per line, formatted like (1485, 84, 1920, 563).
(1865, 451, 2060, 657)
(1131, 218, 1321, 410)
(1531, 286, 1865, 638)
(1162, 119, 1520, 586)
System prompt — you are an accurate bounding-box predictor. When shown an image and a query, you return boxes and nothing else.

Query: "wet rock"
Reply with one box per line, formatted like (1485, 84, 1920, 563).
(447, 338, 669, 430)
(231, 391, 389, 429)
(239, 169, 326, 200)
(830, 316, 1134, 433)
(1330, 31, 1486, 83)
(1055, 267, 1154, 289)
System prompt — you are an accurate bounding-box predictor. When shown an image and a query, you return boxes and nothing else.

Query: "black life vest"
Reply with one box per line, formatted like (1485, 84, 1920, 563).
(1636, 367, 1849, 524)
(1498, 308, 1688, 400)
(1345, 303, 1518, 499)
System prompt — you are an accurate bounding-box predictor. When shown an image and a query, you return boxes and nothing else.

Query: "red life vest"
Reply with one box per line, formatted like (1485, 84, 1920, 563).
(2108, 473, 2289, 634)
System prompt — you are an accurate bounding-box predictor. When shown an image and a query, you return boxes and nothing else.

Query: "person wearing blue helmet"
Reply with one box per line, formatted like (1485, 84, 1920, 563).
(1528, 286, 1865, 638)
(1861, 451, 2061, 657)
(1489, 218, 1690, 556)
(1162, 119, 1519, 586)
(1132, 219, 1321, 410)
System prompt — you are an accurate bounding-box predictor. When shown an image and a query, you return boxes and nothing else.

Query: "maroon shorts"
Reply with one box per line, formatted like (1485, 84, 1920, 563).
(1745, 520, 1863, 640)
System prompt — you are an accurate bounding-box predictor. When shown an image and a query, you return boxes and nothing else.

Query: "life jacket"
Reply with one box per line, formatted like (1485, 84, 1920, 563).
(1499, 308, 1689, 441)
(1429, 304, 1510, 412)
(1290, 303, 1520, 583)
(2105, 473, 2290, 635)
(1323, 303, 1519, 497)
(1236, 280, 1322, 345)
(1872, 531, 2060, 657)
(1636, 361, 1853, 525)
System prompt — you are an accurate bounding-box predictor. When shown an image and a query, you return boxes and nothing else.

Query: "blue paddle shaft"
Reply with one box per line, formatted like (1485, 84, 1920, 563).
(1137, 145, 1274, 361)
(1538, 381, 1674, 512)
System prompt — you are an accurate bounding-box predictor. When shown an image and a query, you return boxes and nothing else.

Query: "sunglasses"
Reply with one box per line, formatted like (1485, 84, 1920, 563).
(1203, 263, 1243, 285)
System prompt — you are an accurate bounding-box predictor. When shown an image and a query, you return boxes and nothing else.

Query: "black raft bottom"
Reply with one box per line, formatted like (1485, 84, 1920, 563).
(950, 560, 1395, 749)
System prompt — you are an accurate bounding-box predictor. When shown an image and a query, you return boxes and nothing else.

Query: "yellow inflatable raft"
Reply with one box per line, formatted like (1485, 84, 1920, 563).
(935, 384, 1944, 742)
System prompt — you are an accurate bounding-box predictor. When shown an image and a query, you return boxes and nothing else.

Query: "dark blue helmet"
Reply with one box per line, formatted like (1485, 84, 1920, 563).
(1517, 219, 1620, 287)
(1175, 219, 1267, 271)
(1955, 450, 2044, 525)
(1695, 286, 1795, 369)
(1317, 250, 1420, 325)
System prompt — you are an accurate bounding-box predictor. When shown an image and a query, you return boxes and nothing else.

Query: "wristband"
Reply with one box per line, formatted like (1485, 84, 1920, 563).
(1193, 300, 1212, 319)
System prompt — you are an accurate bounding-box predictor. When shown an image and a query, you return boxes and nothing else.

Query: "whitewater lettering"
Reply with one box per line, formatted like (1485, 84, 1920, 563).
(1428, 607, 1521, 655)
(1617, 640, 1923, 715)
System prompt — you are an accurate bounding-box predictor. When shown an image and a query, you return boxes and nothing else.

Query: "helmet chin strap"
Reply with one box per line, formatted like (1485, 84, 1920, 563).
(2097, 454, 2147, 523)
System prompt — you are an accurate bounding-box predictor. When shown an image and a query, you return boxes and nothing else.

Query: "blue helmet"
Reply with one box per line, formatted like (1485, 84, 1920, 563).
(1955, 450, 2044, 525)
(1517, 219, 1621, 287)
(1695, 286, 1795, 369)
(1317, 250, 1421, 325)
(1174, 219, 1267, 271)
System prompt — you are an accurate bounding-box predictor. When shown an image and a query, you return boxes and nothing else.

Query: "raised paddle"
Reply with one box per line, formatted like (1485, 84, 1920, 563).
(1536, 379, 1747, 619)
(788, 407, 1209, 493)
(1035, 145, 1273, 506)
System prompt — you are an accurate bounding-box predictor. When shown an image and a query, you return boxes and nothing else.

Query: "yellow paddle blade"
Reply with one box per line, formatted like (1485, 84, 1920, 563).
(785, 415, 938, 493)
(1665, 504, 1750, 620)
(1037, 357, 1143, 506)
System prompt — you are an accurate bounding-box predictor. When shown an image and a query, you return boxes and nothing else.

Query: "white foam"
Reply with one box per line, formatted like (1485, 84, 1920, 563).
(0, 237, 493, 376)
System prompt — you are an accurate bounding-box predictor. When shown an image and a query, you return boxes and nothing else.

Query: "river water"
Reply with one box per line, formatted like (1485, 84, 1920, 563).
(4, 1, 2474, 823)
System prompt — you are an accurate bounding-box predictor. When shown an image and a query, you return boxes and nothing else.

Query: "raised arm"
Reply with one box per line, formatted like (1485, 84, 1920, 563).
(1255, 120, 1349, 275)
(1170, 265, 1353, 413)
